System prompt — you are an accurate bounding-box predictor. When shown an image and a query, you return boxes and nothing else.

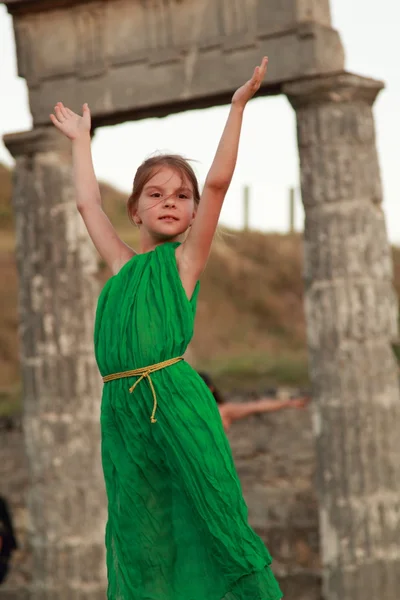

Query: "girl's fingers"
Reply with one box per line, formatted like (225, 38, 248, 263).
(251, 57, 268, 89)
(50, 113, 63, 129)
(58, 103, 69, 119)
(254, 57, 267, 82)
(54, 105, 65, 122)
(260, 57, 268, 77)
(251, 68, 261, 90)
(66, 107, 75, 117)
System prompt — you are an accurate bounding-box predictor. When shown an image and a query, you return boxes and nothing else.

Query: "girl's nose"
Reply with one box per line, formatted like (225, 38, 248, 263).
(164, 194, 176, 207)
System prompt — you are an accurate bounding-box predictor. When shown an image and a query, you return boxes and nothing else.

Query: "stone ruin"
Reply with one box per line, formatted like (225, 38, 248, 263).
(2, 1, 399, 599)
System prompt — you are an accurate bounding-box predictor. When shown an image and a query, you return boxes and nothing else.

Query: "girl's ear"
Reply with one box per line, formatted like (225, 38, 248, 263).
(189, 207, 197, 226)
(131, 207, 142, 226)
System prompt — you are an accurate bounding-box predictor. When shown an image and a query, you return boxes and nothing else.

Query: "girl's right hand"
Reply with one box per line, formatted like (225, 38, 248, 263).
(50, 102, 91, 140)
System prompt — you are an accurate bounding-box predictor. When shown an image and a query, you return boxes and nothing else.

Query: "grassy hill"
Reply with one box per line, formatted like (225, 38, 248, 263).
(1, 163, 397, 414)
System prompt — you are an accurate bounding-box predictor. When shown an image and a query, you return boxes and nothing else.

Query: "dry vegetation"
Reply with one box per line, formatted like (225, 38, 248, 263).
(1, 163, 399, 414)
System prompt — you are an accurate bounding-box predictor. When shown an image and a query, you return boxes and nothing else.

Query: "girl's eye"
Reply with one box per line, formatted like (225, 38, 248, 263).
(178, 194, 188, 199)
(151, 192, 161, 198)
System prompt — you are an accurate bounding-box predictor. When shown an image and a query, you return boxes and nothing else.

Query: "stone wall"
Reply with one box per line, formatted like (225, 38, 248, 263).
(0, 398, 321, 599)
(230, 397, 321, 599)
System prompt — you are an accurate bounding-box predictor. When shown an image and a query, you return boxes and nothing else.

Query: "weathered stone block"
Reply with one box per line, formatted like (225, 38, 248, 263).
(3, 0, 344, 125)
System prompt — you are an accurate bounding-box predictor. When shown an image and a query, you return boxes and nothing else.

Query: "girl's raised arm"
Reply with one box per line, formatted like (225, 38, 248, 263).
(50, 102, 134, 274)
(177, 57, 268, 287)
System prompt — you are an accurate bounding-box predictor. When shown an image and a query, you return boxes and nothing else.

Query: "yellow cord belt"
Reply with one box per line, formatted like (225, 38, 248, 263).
(102, 357, 183, 424)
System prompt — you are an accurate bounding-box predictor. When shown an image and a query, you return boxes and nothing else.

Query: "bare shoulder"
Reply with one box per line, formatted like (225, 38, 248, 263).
(175, 242, 186, 270)
(112, 247, 137, 275)
(174, 243, 199, 301)
(79, 203, 137, 275)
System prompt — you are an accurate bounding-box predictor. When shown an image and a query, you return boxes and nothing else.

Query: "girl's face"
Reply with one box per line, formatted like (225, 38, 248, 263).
(132, 167, 197, 241)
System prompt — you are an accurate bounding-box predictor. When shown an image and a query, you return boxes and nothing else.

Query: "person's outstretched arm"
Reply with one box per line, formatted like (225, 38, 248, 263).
(177, 57, 268, 293)
(222, 396, 310, 424)
(50, 102, 134, 274)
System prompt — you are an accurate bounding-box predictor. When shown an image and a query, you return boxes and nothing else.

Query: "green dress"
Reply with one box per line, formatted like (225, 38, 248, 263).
(94, 241, 283, 600)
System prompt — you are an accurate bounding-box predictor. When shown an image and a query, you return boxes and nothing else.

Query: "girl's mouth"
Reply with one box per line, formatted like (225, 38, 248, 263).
(159, 216, 178, 222)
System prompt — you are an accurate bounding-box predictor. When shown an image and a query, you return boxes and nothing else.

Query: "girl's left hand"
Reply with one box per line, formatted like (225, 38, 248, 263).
(232, 56, 268, 108)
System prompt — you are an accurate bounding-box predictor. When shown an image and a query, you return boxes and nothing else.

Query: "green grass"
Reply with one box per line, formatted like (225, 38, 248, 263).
(0, 384, 22, 417)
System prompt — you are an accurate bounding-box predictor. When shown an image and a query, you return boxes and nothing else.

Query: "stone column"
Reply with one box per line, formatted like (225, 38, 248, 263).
(4, 127, 107, 600)
(284, 73, 400, 600)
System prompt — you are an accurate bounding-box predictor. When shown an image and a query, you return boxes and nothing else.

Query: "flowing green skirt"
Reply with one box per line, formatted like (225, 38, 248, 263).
(100, 363, 282, 600)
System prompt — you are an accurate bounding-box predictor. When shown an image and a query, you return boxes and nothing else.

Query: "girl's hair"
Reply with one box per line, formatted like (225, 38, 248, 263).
(127, 154, 201, 223)
(198, 372, 225, 405)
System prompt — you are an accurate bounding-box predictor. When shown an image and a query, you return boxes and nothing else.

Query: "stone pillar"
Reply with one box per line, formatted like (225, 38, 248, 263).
(284, 73, 400, 600)
(4, 127, 107, 600)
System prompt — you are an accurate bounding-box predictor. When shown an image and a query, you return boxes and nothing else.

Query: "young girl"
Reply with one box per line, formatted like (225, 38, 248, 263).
(50, 57, 283, 600)
(198, 372, 310, 432)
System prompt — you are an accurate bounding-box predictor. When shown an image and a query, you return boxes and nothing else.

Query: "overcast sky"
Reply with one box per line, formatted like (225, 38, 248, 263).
(0, 0, 399, 240)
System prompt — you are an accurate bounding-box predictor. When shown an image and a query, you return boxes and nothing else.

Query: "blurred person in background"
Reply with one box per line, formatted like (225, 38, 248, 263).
(198, 371, 310, 432)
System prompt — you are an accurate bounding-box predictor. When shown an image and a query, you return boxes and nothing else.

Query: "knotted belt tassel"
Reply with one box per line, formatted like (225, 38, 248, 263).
(102, 357, 183, 423)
